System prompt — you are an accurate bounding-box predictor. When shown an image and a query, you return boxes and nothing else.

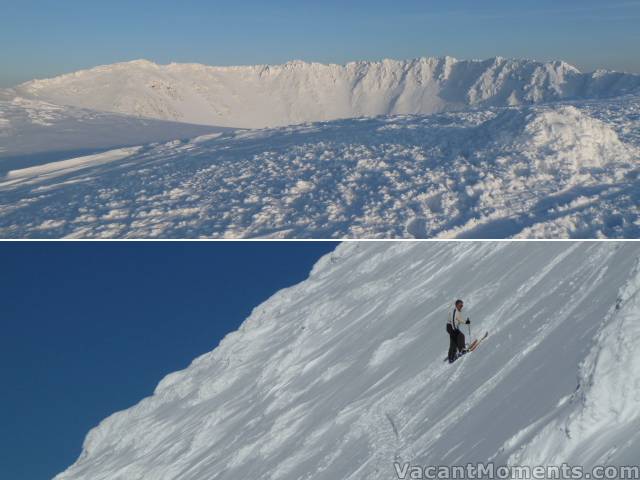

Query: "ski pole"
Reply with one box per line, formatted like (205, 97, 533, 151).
(467, 318, 471, 340)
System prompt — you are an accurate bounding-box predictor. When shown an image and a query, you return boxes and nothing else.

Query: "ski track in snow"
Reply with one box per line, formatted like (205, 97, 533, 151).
(53, 242, 640, 480)
(1, 95, 639, 239)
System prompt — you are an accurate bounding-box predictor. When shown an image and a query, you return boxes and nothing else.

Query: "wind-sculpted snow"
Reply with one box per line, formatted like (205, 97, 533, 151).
(507, 257, 640, 467)
(0, 97, 229, 160)
(54, 242, 640, 480)
(1, 96, 638, 239)
(13, 56, 640, 128)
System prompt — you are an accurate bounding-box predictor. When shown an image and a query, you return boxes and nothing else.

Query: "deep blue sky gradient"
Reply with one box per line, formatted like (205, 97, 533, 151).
(1, 0, 640, 86)
(0, 241, 338, 480)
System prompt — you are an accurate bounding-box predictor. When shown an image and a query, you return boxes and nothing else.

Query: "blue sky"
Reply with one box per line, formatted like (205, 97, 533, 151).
(0, 241, 338, 480)
(1, 0, 639, 86)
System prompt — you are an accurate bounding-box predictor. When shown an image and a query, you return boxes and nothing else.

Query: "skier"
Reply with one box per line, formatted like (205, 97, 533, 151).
(447, 299, 470, 363)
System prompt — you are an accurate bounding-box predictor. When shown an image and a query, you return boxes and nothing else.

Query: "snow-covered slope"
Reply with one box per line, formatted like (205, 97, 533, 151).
(1, 95, 638, 239)
(54, 242, 640, 480)
(13, 57, 640, 128)
(0, 97, 230, 160)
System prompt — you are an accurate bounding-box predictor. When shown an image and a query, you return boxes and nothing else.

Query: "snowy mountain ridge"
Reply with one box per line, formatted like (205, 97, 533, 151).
(13, 56, 640, 128)
(54, 242, 640, 479)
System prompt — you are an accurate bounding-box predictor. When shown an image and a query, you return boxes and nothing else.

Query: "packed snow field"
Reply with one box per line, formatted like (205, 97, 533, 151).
(1, 56, 639, 238)
(1, 95, 639, 238)
(55, 242, 640, 480)
(0, 97, 229, 159)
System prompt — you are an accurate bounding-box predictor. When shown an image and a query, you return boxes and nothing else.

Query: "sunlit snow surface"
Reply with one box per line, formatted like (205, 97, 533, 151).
(0, 97, 229, 159)
(13, 57, 640, 128)
(1, 95, 639, 238)
(54, 242, 640, 480)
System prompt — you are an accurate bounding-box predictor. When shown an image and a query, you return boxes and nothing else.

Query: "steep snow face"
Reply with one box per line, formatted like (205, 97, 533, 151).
(1, 96, 638, 239)
(54, 242, 640, 480)
(0, 97, 231, 160)
(13, 57, 640, 128)
(508, 258, 640, 467)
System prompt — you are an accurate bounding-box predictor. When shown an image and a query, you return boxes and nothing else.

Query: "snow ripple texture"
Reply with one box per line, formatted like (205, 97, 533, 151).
(1, 95, 639, 238)
(54, 242, 640, 480)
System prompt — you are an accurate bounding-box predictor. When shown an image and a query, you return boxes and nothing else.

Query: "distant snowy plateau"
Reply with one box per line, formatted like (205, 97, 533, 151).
(1, 56, 639, 238)
(54, 242, 640, 479)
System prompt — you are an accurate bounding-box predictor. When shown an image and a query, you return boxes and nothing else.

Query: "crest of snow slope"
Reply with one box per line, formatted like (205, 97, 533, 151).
(0, 96, 638, 239)
(13, 57, 640, 128)
(53, 242, 640, 480)
(0, 97, 231, 161)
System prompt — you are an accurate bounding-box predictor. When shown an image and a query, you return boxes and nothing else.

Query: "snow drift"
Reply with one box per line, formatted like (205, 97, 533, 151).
(12, 56, 640, 128)
(1, 95, 638, 239)
(0, 97, 230, 163)
(3, 56, 639, 239)
(54, 241, 640, 480)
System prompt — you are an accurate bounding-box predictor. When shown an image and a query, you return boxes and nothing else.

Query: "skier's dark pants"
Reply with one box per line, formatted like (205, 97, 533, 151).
(447, 324, 466, 362)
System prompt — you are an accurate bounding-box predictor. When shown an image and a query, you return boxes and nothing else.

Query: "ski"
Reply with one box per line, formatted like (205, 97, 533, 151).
(443, 331, 489, 363)
(468, 331, 488, 352)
